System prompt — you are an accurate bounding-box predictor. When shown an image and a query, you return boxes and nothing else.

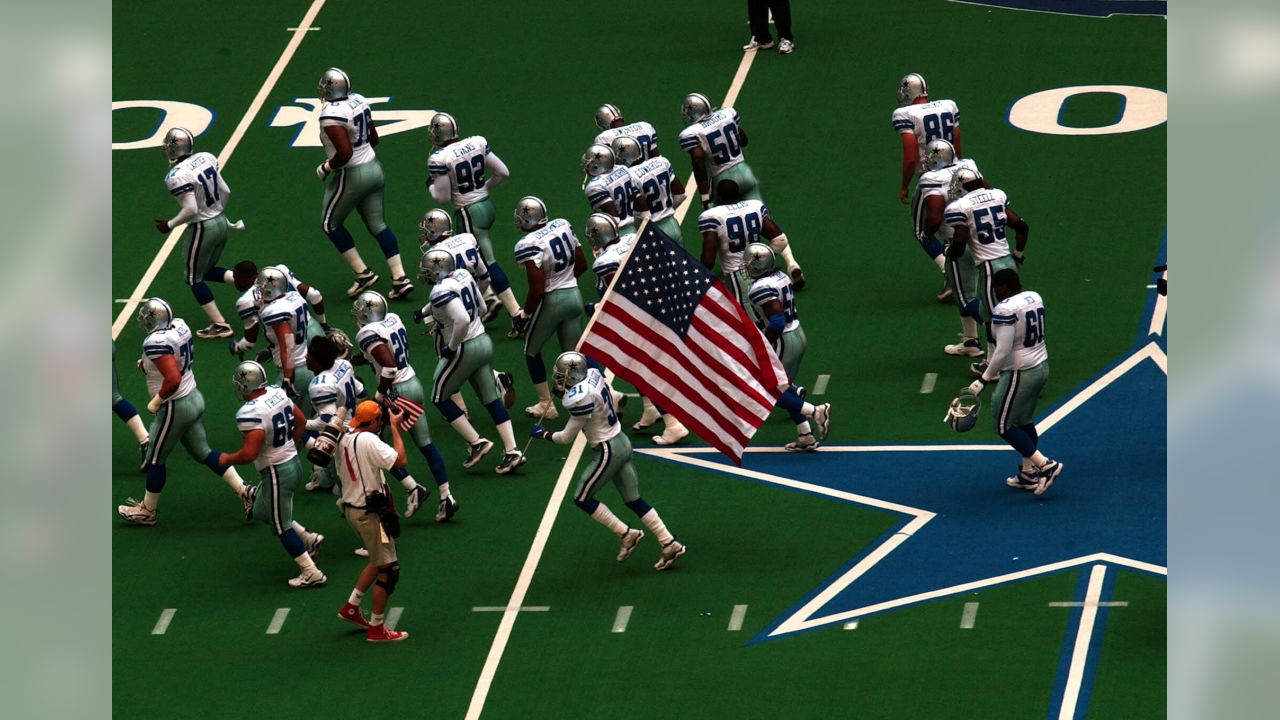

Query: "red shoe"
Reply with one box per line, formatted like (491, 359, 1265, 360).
(366, 624, 409, 643)
(338, 602, 371, 629)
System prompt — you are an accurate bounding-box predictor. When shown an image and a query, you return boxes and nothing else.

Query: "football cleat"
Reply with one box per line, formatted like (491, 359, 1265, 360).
(287, 567, 327, 588)
(304, 468, 326, 492)
(1006, 469, 1038, 491)
(655, 540, 686, 571)
(496, 371, 516, 409)
(525, 400, 559, 421)
(404, 484, 431, 519)
(970, 361, 989, 377)
(652, 422, 689, 446)
(1034, 460, 1063, 496)
(495, 451, 527, 475)
(632, 400, 662, 431)
(617, 528, 645, 562)
(387, 276, 415, 300)
(785, 433, 820, 452)
(790, 267, 806, 290)
(463, 438, 495, 469)
(338, 602, 371, 629)
(366, 625, 409, 643)
(778, 38, 794, 54)
(743, 38, 774, 51)
(117, 498, 157, 525)
(195, 323, 234, 340)
(482, 297, 503, 323)
(507, 311, 530, 339)
(944, 336, 983, 357)
(305, 532, 325, 558)
(240, 483, 258, 522)
(435, 495, 459, 523)
(813, 403, 832, 440)
(346, 270, 380, 298)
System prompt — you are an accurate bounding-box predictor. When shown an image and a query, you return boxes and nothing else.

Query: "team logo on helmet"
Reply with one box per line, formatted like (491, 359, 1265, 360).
(318, 68, 351, 102)
(419, 209, 453, 247)
(949, 167, 982, 199)
(514, 196, 548, 231)
(232, 360, 268, 397)
(351, 291, 388, 327)
(744, 243, 777, 279)
(682, 93, 713, 125)
(428, 112, 458, 147)
(552, 351, 590, 394)
(611, 136, 643, 167)
(595, 103, 623, 131)
(255, 267, 291, 304)
(581, 144, 615, 177)
(136, 298, 174, 334)
(418, 248, 456, 284)
(162, 127, 194, 164)
(898, 73, 928, 105)
(922, 139, 956, 173)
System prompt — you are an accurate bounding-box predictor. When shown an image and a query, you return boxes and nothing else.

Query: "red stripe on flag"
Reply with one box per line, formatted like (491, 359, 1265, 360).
(703, 285, 788, 389)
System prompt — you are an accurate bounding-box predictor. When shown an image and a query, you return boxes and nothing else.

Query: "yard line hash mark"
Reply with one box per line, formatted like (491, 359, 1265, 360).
(386, 607, 403, 630)
(266, 608, 290, 635)
(960, 602, 979, 629)
(920, 373, 938, 394)
(612, 606, 633, 633)
(728, 604, 749, 631)
(843, 620, 859, 630)
(812, 374, 830, 395)
(1049, 601, 1129, 608)
(471, 606, 551, 613)
(152, 608, 176, 635)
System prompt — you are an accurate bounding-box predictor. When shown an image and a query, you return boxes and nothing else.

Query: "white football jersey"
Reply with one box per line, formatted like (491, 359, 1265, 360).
(142, 319, 197, 400)
(628, 156, 679, 223)
(990, 291, 1048, 371)
(914, 158, 982, 241)
(235, 286, 262, 330)
(679, 107, 745, 176)
(585, 168, 640, 229)
(594, 121, 659, 160)
(236, 386, 298, 470)
(697, 200, 770, 272)
(357, 314, 416, 383)
(945, 188, 1013, 264)
(430, 269, 486, 346)
(514, 219, 581, 292)
(747, 271, 800, 332)
(319, 93, 377, 167)
(433, 233, 489, 282)
(427, 135, 495, 206)
(891, 99, 962, 172)
(561, 369, 622, 446)
(309, 358, 363, 420)
(164, 152, 227, 220)
(259, 291, 310, 367)
(590, 237, 635, 296)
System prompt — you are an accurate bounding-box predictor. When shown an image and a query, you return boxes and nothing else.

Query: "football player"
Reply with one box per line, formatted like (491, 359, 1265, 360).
(113, 340, 150, 467)
(513, 197, 589, 420)
(592, 104, 660, 160)
(214, 361, 327, 588)
(965, 269, 1062, 495)
(744, 244, 833, 451)
(154, 127, 240, 339)
(315, 68, 413, 301)
(584, 214, 689, 446)
(352, 291, 448, 521)
(582, 144, 648, 233)
(892, 73, 963, 205)
(698, 181, 796, 314)
(303, 334, 366, 492)
(678, 93, 760, 206)
(945, 169, 1030, 376)
(612, 136, 687, 246)
(229, 261, 328, 363)
(530, 352, 687, 571)
(253, 268, 317, 412)
(416, 249, 527, 475)
(117, 299, 255, 525)
(426, 113, 510, 265)
(419, 209, 528, 336)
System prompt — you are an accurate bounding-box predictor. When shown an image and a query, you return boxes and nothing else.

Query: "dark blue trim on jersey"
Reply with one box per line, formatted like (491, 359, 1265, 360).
(749, 288, 780, 303)
(144, 345, 174, 356)
(992, 314, 1017, 325)
(431, 291, 460, 307)
(236, 417, 262, 424)
(357, 334, 381, 350)
(514, 248, 542, 262)
(948, 0, 1165, 17)
(697, 220, 719, 231)
(169, 183, 195, 196)
(569, 405, 595, 417)
(318, 115, 346, 122)
(261, 312, 292, 325)
(679, 136, 700, 150)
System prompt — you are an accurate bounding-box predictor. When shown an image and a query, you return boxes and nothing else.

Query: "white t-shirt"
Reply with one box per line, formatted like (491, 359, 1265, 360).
(335, 430, 398, 506)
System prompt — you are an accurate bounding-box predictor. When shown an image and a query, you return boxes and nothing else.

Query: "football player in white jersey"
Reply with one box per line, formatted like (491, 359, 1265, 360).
(892, 73, 963, 204)
(611, 137, 687, 246)
(530, 353, 687, 571)
(416, 250, 526, 475)
(314, 68, 413, 301)
(426, 113, 511, 265)
(229, 261, 328, 363)
(679, 93, 767, 210)
(744, 244, 833, 451)
(154, 128, 242, 339)
(698, 185, 796, 318)
(964, 269, 1062, 495)
(584, 214, 689, 446)
(593, 104, 660, 160)
(582, 144, 649, 232)
(419, 209, 528, 337)
(117, 299, 255, 525)
(214, 361, 327, 588)
(513, 197, 589, 420)
(352, 292, 450, 521)
(254, 268, 316, 411)
(303, 334, 367, 492)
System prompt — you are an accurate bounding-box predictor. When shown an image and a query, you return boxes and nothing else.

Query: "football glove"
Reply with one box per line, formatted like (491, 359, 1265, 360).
(967, 378, 988, 396)
(530, 424, 552, 440)
(282, 379, 300, 402)
(316, 161, 331, 180)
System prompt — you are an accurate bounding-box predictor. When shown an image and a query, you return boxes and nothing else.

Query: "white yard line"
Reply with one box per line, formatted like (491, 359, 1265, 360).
(386, 607, 403, 630)
(111, 0, 328, 340)
(266, 608, 290, 635)
(920, 373, 938, 394)
(728, 604, 749, 631)
(960, 602, 979, 629)
(612, 606, 634, 633)
(1036, 342, 1162, 434)
(812, 374, 830, 395)
(1058, 565, 1107, 720)
(151, 608, 176, 635)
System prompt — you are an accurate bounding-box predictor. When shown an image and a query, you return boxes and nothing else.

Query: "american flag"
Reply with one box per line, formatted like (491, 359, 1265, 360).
(387, 391, 426, 430)
(580, 225, 788, 463)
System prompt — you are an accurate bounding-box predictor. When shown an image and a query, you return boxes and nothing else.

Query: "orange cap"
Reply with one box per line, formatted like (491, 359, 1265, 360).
(350, 400, 383, 428)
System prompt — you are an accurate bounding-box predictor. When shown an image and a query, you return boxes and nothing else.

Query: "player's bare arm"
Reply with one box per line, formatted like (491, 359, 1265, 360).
(368, 124, 380, 148)
(218, 428, 265, 466)
(155, 190, 198, 233)
(699, 229, 719, 270)
(946, 224, 971, 259)
(760, 298, 786, 342)
(323, 125, 352, 169)
(952, 126, 964, 158)
(369, 342, 397, 398)
(899, 133, 918, 203)
(290, 404, 307, 448)
(521, 260, 547, 316)
(1007, 208, 1029, 260)
(151, 354, 182, 406)
(688, 146, 710, 199)
(573, 245, 588, 279)
(272, 322, 294, 384)
(923, 195, 946, 238)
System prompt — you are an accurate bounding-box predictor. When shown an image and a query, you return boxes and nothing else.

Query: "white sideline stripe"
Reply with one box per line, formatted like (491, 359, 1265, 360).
(1149, 268, 1167, 336)
(110, 0, 327, 341)
(152, 608, 176, 635)
(1049, 601, 1128, 608)
(471, 606, 551, 613)
(266, 608, 290, 635)
(465, 49, 759, 720)
(1059, 565, 1107, 720)
(843, 620, 859, 630)
(386, 607, 403, 630)
(728, 604, 748, 631)
(960, 602, 979, 629)
(920, 373, 938, 394)
(612, 606, 633, 633)
(812, 374, 830, 395)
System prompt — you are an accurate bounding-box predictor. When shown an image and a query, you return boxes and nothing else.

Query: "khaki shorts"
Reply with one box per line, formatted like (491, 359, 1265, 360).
(345, 505, 398, 567)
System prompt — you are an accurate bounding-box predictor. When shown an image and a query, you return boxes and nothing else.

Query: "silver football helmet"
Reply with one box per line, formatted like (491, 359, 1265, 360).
(162, 127, 194, 164)
(950, 167, 982, 199)
(232, 360, 268, 397)
(611, 136, 643, 167)
(944, 388, 980, 432)
(256, 267, 291, 304)
(419, 208, 453, 247)
(595, 103, 623, 131)
(419, 248, 456, 284)
(682, 92, 713, 125)
(922, 139, 957, 173)
(581, 144, 615, 177)
(318, 67, 351, 101)
(136, 298, 174, 334)
(514, 196, 548, 231)
(585, 213, 621, 251)
(351, 291, 388, 326)
(898, 73, 928, 105)
(428, 112, 458, 147)
(744, 243, 777, 279)
(552, 351, 591, 394)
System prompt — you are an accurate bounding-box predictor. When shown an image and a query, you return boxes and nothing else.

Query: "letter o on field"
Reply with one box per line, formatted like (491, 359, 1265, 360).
(1008, 85, 1166, 136)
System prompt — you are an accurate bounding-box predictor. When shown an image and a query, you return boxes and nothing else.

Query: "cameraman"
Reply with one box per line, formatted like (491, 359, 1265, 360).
(334, 400, 410, 643)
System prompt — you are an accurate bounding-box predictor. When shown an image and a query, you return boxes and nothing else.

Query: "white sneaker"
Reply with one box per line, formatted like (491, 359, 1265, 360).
(812, 403, 832, 441)
(1006, 470, 1038, 491)
(387, 276, 414, 300)
(632, 402, 662, 431)
(305, 532, 325, 558)
(617, 528, 644, 562)
(117, 498, 157, 525)
(404, 484, 431, 518)
(463, 438, 495, 469)
(435, 495, 459, 523)
(304, 468, 325, 492)
(785, 433, 820, 452)
(944, 336, 983, 357)
(1034, 460, 1063, 496)
(495, 451, 527, 475)
(655, 540, 686, 571)
(346, 270, 380, 298)
(524, 400, 559, 421)
(743, 38, 775, 51)
(778, 39, 794, 54)
(288, 567, 327, 588)
(354, 547, 370, 558)
(195, 323, 234, 340)
(652, 422, 689, 446)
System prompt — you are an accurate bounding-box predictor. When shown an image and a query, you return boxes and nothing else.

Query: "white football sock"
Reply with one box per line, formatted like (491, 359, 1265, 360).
(796, 420, 812, 435)
(371, 612, 385, 626)
(341, 248, 368, 274)
(778, 244, 800, 272)
(126, 415, 149, 443)
(398, 474, 419, 492)
(438, 482, 451, 499)
(590, 503, 628, 536)
(801, 401, 816, 417)
(496, 420, 517, 453)
(294, 552, 316, 571)
(290, 521, 313, 544)
(639, 508, 674, 545)
(934, 254, 946, 271)
(222, 467, 246, 494)
(534, 382, 552, 405)
(348, 587, 365, 605)
(143, 490, 160, 511)
(201, 301, 226, 325)
(450, 414, 481, 444)
(387, 255, 406, 279)
(1021, 457, 1035, 472)
(498, 288, 522, 316)
(663, 413, 683, 430)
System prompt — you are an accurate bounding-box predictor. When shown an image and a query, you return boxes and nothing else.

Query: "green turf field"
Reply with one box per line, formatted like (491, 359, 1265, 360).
(112, 1, 1166, 717)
